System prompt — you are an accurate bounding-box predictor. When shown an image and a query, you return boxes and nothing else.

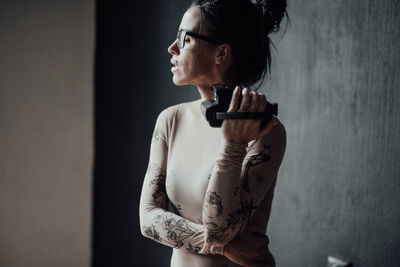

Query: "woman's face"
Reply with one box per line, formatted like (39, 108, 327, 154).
(168, 7, 218, 87)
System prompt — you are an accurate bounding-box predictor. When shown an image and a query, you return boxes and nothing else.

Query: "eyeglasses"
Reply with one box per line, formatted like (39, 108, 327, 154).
(176, 29, 226, 49)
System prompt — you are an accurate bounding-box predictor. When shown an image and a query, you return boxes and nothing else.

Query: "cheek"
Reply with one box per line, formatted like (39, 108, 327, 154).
(171, 46, 214, 85)
(181, 52, 195, 72)
(193, 50, 214, 74)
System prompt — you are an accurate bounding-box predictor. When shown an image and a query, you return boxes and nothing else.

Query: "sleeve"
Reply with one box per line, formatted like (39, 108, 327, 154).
(139, 108, 224, 255)
(201, 123, 286, 252)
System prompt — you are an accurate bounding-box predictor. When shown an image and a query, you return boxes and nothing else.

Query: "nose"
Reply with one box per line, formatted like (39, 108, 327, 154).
(168, 39, 179, 55)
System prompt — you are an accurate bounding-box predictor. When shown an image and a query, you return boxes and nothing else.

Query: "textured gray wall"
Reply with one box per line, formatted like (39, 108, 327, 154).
(266, 0, 400, 266)
(0, 1, 94, 266)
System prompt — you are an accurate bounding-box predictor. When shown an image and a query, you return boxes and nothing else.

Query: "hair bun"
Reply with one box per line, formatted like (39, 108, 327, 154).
(255, 0, 287, 34)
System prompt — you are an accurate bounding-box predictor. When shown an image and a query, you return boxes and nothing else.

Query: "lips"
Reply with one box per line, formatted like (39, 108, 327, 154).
(171, 59, 179, 72)
(170, 59, 178, 67)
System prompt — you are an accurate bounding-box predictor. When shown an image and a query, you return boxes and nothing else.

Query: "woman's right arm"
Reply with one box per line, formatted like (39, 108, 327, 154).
(139, 109, 223, 255)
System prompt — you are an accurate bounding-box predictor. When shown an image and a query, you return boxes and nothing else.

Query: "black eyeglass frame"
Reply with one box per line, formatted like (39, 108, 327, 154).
(176, 29, 226, 49)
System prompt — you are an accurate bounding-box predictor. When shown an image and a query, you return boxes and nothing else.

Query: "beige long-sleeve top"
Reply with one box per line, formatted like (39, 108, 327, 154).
(139, 98, 286, 267)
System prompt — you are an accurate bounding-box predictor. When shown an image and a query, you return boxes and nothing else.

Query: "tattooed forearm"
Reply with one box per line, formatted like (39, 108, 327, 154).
(146, 163, 167, 207)
(226, 208, 242, 231)
(201, 146, 271, 244)
(160, 214, 200, 249)
(226, 199, 258, 231)
(240, 198, 258, 224)
(143, 213, 203, 252)
(206, 222, 230, 244)
(204, 192, 223, 217)
(243, 144, 271, 192)
(150, 174, 166, 203)
(202, 197, 259, 245)
(186, 243, 202, 253)
(142, 225, 161, 241)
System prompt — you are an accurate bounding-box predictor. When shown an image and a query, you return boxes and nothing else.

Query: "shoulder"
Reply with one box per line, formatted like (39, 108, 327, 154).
(156, 99, 200, 123)
(154, 99, 200, 135)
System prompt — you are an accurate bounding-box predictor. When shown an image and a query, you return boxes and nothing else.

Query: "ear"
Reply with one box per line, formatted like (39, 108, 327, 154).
(215, 44, 231, 64)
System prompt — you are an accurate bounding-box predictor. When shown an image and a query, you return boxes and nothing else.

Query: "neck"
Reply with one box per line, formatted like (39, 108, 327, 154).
(195, 78, 233, 101)
(196, 84, 213, 101)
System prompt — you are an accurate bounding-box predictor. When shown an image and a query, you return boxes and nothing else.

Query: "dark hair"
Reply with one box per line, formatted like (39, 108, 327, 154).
(190, 0, 288, 89)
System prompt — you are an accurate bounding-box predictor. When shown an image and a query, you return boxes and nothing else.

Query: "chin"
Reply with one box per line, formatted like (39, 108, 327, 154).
(172, 75, 189, 86)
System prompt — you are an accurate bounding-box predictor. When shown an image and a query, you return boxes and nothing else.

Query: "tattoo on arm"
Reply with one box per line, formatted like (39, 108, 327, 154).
(243, 144, 271, 193)
(203, 198, 259, 244)
(225, 199, 258, 232)
(147, 164, 167, 207)
(186, 243, 202, 253)
(206, 222, 230, 244)
(143, 225, 161, 242)
(144, 213, 202, 252)
(205, 192, 223, 217)
(162, 214, 198, 249)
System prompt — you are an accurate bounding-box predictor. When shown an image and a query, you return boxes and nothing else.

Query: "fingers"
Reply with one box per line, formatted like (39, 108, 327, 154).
(227, 86, 241, 112)
(229, 87, 266, 113)
(239, 89, 265, 112)
(238, 88, 250, 112)
(248, 91, 259, 112)
(257, 92, 267, 112)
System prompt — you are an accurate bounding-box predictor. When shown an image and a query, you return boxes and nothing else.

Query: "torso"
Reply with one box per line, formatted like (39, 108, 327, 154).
(164, 99, 278, 267)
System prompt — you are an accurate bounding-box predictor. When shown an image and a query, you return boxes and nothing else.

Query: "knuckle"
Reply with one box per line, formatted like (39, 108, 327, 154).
(251, 93, 258, 102)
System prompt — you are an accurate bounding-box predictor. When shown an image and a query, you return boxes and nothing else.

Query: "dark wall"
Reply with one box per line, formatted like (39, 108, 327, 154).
(93, 1, 192, 266)
(94, 0, 400, 266)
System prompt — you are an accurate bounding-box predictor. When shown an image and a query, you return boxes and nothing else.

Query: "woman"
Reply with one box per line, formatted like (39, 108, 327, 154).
(139, 0, 287, 266)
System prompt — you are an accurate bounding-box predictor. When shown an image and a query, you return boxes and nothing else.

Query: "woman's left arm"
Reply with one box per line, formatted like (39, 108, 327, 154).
(201, 88, 287, 251)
